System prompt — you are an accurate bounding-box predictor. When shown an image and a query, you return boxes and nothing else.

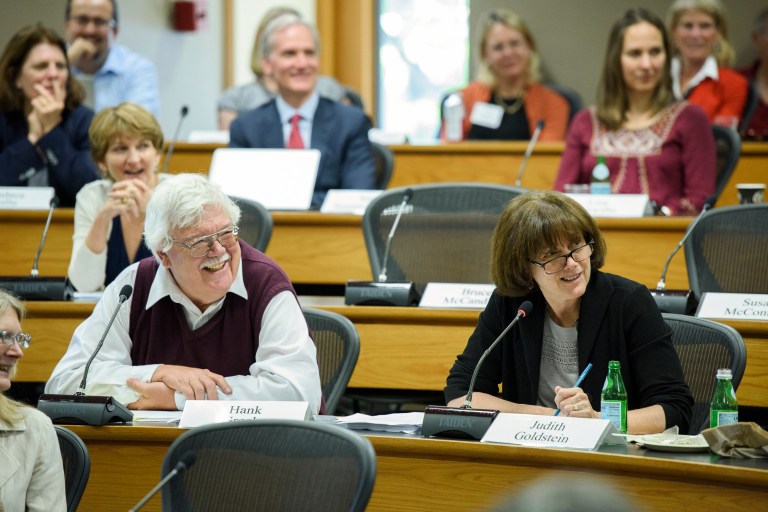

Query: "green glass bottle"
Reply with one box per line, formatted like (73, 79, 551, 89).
(590, 156, 611, 194)
(601, 360, 628, 433)
(710, 368, 738, 428)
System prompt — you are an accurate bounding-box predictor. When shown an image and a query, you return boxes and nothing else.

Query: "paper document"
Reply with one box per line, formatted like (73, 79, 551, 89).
(337, 412, 424, 433)
(131, 410, 183, 424)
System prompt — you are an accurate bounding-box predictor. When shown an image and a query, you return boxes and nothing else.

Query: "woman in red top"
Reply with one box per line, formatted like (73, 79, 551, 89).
(667, 0, 748, 126)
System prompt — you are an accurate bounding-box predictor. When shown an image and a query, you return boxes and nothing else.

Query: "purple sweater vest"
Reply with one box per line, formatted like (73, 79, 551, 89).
(128, 241, 296, 376)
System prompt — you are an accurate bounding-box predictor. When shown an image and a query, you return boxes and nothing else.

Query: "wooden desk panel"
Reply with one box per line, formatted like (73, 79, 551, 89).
(64, 425, 768, 512)
(1, 209, 690, 289)
(168, 141, 768, 208)
(20, 303, 768, 408)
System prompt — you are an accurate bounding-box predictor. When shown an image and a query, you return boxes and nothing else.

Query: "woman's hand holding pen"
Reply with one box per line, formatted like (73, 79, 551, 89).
(554, 386, 598, 418)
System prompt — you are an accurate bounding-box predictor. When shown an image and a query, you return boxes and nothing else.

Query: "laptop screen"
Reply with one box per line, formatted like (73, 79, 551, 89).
(208, 148, 320, 210)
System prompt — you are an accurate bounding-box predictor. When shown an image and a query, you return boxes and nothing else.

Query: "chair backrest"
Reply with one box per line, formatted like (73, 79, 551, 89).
(683, 203, 768, 300)
(371, 142, 395, 190)
(711, 125, 741, 201)
(343, 87, 365, 110)
(739, 79, 759, 134)
(362, 183, 526, 292)
(55, 425, 90, 512)
(546, 83, 583, 123)
(662, 313, 746, 434)
(230, 196, 273, 251)
(161, 419, 376, 512)
(303, 307, 360, 414)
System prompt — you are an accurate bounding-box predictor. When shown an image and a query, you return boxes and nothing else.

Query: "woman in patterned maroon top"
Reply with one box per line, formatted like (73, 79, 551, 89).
(555, 8, 716, 216)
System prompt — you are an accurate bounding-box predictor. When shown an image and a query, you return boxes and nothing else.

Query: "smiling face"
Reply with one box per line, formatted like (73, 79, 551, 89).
(621, 21, 666, 96)
(15, 42, 67, 103)
(482, 23, 531, 85)
(100, 134, 160, 185)
(0, 309, 24, 393)
(158, 206, 241, 311)
(672, 9, 719, 65)
(530, 238, 592, 310)
(262, 23, 318, 106)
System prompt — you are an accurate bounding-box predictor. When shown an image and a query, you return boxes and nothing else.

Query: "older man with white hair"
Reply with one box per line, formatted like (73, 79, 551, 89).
(46, 174, 322, 413)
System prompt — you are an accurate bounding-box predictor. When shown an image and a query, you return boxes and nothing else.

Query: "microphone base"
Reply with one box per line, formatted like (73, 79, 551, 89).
(344, 280, 420, 306)
(0, 277, 72, 301)
(650, 289, 697, 315)
(38, 394, 133, 426)
(421, 405, 499, 440)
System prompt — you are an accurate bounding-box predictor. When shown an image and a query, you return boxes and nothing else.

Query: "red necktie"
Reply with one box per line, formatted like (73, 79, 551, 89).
(287, 114, 304, 149)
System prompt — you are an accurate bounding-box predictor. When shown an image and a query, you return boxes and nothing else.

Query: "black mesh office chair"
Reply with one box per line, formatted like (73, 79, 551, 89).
(371, 142, 395, 190)
(739, 80, 759, 135)
(55, 426, 90, 512)
(303, 307, 360, 415)
(546, 83, 583, 123)
(683, 203, 768, 301)
(161, 419, 376, 512)
(662, 314, 746, 435)
(711, 126, 741, 202)
(230, 196, 273, 251)
(362, 183, 526, 294)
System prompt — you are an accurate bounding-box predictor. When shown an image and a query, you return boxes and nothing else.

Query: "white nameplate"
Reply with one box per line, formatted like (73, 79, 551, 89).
(0, 186, 55, 210)
(320, 189, 382, 215)
(481, 413, 622, 451)
(696, 292, 768, 321)
(419, 283, 495, 309)
(179, 400, 310, 428)
(565, 193, 651, 218)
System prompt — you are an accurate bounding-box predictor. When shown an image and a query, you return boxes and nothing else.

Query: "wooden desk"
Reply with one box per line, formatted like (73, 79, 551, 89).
(20, 303, 768, 408)
(168, 141, 768, 208)
(64, 424, 768, 512)
(1, 209, 691, 289)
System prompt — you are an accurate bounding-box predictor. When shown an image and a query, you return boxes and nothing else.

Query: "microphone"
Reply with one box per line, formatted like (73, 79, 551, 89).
(38, 284, 134, 426)
(344, 188, 420, 306)
(514, 119, 544, 187)
(650, 195, 716, 314)
(0, 196, 71, 300)
(421, 301, 534, 440)
(379, 188, 413, 282)
(161, 105, 189, 175)
(129, 451, 197, 512)
(31, 196, 59, 277)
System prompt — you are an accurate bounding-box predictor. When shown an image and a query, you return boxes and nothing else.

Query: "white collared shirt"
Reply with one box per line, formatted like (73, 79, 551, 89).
(671, 55, 720, 100)
(276, 91, 320, 147)
(45, 258, 322, 413)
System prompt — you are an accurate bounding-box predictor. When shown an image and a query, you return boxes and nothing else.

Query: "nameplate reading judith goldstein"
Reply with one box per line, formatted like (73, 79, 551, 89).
(480, 413, 618, 451)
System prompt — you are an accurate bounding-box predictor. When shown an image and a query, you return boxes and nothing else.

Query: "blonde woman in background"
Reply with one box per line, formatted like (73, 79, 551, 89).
(68, 102, 168, 292)
(442, 9, 569, 141)
(667, 0, 748, 125)
(0, 289, 66, 512)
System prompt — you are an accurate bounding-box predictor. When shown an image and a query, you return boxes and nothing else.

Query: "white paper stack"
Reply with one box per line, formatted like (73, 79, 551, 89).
(336, 412, 424, 434)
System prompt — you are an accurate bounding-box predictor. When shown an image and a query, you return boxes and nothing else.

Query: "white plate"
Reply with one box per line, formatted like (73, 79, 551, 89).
(639, 435, 710, 453)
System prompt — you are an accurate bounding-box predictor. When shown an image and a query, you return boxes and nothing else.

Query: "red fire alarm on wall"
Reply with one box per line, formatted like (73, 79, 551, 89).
(173, 0, 207, 32)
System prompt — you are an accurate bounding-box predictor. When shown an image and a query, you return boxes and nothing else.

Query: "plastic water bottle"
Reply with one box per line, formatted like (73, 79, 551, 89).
(710, 368, 738, 428)
(443, 93, 465, 142)
(601, 360, 627, 433)
(591, 156, 611, 194)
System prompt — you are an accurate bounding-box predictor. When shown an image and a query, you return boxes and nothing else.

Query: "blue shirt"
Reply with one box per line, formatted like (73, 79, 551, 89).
(275, 91, 320, 147)
(71, 44, 160, 116)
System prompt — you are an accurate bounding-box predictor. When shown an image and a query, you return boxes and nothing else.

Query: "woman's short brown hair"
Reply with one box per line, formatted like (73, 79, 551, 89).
(0, 24, 83, 113)
(89, 102, 164, 169)
(491, 191, 607, 297)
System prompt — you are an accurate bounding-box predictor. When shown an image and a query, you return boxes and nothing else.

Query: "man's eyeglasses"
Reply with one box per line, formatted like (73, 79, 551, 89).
(171, 226, 239, 258)
(70, 15, 116, 29)
(1, 331, 31, 349)
(530, 241, 594, 275)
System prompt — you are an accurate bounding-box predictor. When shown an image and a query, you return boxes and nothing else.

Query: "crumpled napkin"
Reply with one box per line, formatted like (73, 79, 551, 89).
(700, 422, 768, 458)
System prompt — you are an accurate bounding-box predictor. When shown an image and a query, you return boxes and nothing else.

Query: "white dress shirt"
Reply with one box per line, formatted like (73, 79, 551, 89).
(671, 55, 720, 100)
(46, 258, 322, 413)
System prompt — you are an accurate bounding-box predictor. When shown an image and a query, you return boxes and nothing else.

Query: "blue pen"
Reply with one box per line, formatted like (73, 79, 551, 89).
(554, 362, 593, 417)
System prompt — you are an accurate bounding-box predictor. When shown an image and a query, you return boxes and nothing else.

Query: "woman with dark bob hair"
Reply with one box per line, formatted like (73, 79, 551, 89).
(445, 191, 693, 435)
(0, 24, 98, 206)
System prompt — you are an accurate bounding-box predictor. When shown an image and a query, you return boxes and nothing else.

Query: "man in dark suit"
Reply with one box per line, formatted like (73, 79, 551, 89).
(229, 14, 376, 208)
